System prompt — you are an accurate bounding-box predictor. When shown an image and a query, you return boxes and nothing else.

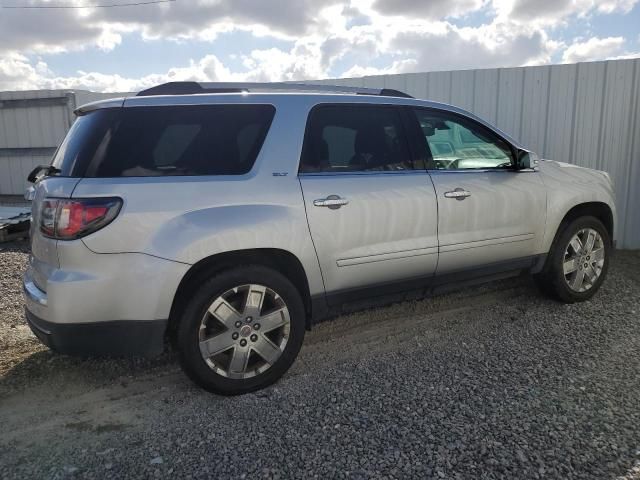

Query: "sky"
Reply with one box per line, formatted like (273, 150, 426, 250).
(0, 0, 639, 92)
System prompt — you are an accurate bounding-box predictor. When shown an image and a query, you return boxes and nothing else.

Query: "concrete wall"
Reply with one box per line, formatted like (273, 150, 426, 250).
(312, 59, 640, 249)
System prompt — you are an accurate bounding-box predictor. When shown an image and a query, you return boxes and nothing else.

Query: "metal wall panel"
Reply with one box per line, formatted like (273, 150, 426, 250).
(623, 67, 640, 249)
(313, 58, 640, 248)
(0, 154, 49, 195)
(0, 89, 127, 197)
(450, 70, 475, 111)
(0, 90, 73, 149)
(520, 65, 550, 151)
(0, 60, 638, 246)
(0, 90, 74, 196)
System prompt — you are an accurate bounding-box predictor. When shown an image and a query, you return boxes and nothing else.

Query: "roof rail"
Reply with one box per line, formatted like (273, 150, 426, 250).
(136, 81, 413, 99)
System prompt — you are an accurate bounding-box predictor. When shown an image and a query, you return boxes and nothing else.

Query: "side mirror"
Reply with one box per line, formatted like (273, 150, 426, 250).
(27, 164, 60, 183)
(517, 149, 539, 170)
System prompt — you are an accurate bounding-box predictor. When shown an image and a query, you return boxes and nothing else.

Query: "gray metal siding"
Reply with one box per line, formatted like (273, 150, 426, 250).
(0, 90, 73, 150)
(312, 58, 640, 248)
(0, 89, 126, 197)
(0, 90, 70, 196)
(0, 60, 638, 247)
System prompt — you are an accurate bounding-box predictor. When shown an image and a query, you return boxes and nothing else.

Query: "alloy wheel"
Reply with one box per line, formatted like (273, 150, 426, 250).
(198, 284, 290, 379)
(563, 228, 605, 293)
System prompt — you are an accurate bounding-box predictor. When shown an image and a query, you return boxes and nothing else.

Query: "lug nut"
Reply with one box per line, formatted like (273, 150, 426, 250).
(240, 339, 247, 347)
(235, 321, 242, 328)
(250, 334, 258, 342)
(245, 316, 253, 323)
(253, 323, 260, 330)
(232, 332, 239, 340)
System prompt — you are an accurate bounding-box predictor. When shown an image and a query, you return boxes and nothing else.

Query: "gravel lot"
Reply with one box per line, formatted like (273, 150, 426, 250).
(1, 240, 639, 479)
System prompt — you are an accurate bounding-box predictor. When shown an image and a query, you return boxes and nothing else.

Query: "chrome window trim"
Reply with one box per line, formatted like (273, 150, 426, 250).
(298, 169, 429, 177)
(426, 168, 539, 174)
(428, 169, 516, 174)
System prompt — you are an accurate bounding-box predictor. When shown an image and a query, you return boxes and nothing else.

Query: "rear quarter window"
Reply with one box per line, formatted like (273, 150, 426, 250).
(52, 104, 275, 177)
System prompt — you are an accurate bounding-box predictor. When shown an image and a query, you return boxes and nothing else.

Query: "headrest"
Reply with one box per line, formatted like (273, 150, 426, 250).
(354, 125, 388, 155)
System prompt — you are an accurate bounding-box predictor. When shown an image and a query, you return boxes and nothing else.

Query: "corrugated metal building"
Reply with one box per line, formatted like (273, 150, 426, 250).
(0, 89, 127, 196)
(0, 58, 638, 247)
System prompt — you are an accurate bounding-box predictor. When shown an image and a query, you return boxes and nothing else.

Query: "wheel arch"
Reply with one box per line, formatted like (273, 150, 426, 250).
(556, 202, 613, 241)
(168, 248, 314, 336)
(544, 201, 614, 259)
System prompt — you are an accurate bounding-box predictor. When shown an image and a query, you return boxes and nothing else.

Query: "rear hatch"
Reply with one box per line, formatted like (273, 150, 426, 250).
(29, 177, 80, 290)
(28, 106, 121, 289)
(28, 100, 275, 268)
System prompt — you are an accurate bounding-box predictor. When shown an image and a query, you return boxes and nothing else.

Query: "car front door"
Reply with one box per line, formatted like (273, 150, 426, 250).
(298, 104, 439, 304)
(410, 107, 546, 274)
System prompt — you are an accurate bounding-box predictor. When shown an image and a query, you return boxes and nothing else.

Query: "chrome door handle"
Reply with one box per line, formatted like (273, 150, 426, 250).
(313, 195, 349, 209)
(444, 188, 471, 200)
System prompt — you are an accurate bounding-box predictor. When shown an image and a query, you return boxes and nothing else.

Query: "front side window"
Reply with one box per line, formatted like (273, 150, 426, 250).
(52, 104, 275, 177)
(300, 105, 413, 173)
(413, 109, 514, 170)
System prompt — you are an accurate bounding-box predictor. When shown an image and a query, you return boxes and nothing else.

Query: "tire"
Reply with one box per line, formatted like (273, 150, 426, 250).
(177, 265, 306, 395)
(534, 216, 611, 303)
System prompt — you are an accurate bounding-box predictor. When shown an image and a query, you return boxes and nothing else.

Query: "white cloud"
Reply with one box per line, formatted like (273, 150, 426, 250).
(0, 54, 44, 91)
(562, 36, 625, 63)
(492, 0, 639, 25)
(596, 0, 638, 13)
(607, 52, 640, 60)
(0, 0, 344, 57)
(0, 47, 331, 92)
(0, 0, 637, 92)
(0, 17, 559, 92)
(341, 60, 414, 78)
(381, 20, 557, 73)
(0, 53, 232, 92)
(372, 0, 487, 19)
(241, 44, 326, 82)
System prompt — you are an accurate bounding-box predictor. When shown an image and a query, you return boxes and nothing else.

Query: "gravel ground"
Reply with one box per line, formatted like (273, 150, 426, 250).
(0, 241, 639, 479)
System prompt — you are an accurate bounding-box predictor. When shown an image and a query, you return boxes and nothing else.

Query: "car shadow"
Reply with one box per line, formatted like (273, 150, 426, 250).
(0, 344, 181, 397)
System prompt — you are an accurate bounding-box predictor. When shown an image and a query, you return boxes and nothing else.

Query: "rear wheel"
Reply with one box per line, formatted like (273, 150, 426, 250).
(177, 265, 305, 395)
(534, 216, 611, 303)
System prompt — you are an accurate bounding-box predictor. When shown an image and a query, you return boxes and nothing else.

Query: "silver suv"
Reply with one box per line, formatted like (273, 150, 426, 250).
(23, 82, 616, 395)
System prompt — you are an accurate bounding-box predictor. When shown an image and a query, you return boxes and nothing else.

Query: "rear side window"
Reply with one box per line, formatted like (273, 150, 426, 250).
(52, 104, 275, 177)
(299, 105, 413, 173)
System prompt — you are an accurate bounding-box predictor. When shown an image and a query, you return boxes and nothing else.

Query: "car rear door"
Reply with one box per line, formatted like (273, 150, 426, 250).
(409, 107, 546, 274)
(298, 103, 439, 304)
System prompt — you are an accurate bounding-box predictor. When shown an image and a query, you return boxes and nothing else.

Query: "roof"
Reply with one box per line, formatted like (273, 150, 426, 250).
(73, 81, 523, 149)
(135, 81, 414, 99)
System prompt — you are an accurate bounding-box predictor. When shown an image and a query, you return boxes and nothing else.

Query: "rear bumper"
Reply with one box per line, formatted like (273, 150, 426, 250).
(23, 241, 190, 325)
(25, 308, 166, 357)
(22, 242, 189, 357)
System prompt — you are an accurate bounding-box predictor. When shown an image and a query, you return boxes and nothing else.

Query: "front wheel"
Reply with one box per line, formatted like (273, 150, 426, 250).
(534, 216, 611, 303)
(177, 266, 306, 395)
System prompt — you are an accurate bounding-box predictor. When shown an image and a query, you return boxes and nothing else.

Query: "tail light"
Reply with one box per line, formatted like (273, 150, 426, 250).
(40, 197, 122, 240)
